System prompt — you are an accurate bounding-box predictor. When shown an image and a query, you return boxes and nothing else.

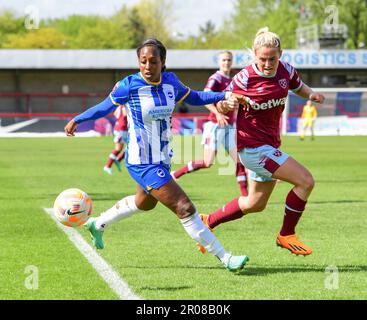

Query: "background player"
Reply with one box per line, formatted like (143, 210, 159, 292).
(104, 105, 128, 175)
(199, 28, 325, 256)
(64, 38, 249, 272)
(300, 100, 318, 140)
(172, 51, 248, 196)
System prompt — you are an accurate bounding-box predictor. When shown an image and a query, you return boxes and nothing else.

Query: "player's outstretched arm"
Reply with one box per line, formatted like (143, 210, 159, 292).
(216, 94, 237, 113)
(216, 93, 254, 113)
(64, 119, 78, 136)
(184, 89, 225, 106)
(296, 83, 325, 104)
(231, 93, 255, 109)
(64, 97, 117, 137)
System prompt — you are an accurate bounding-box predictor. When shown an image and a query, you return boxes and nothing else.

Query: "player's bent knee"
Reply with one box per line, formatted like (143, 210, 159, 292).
(303, 174, 315, 192)
(136, 200, 158, 211)
(246, 201, 267, 213)
(175, 198, 196, 219)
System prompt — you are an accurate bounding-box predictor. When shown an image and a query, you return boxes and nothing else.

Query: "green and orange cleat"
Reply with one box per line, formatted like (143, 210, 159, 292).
(84, 217, 104, 249)
(114, 159, 122, 172)
(224, 254, 250, 272)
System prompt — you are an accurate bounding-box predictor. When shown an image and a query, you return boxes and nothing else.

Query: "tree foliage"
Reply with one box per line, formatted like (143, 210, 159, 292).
(72, 19, 132, 49)
(303, 0, 367, 48)
(3, 27, 67, 49)
(218, 0, 301, 49)
(133, 0, 174, 46)
(0, 0, 173, 49)
(0, 10, 25, 47)
(0, 0, 365, 49)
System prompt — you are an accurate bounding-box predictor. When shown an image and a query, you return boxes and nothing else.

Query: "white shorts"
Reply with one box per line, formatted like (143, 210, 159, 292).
(201, 121, 236, 152)
(238, 145, 289, 182)
(113, 130, 128, 144)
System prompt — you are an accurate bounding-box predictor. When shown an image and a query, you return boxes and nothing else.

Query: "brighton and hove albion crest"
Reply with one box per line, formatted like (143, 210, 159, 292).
(278, 79, 287, 89)
(167, 91, 174, 99)
(157, 169, 166, 178)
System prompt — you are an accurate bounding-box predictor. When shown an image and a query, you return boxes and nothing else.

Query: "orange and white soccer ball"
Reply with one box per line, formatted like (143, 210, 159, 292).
(53, 188, 92, 227)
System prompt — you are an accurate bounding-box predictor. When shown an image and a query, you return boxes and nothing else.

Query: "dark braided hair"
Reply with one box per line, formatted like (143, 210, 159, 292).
(136, 38, 167, 71)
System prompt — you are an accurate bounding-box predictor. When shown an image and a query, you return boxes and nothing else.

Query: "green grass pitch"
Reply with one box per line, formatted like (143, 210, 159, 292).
(1, 135, 366, 300)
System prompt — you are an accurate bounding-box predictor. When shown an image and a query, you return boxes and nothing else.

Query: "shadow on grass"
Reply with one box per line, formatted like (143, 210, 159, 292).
(141, 285, 192, 292)
(316, 179, 367, 183)
(236, 264, 367, 276)
(126, 264, 367, 276)
(311, 200, 367, 204)
(267, 200, 367, 205)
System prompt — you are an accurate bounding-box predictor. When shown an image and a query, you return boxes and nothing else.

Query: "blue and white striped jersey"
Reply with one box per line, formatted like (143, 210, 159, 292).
(110, 72, 190, 165)
(74, 71, 226, 166)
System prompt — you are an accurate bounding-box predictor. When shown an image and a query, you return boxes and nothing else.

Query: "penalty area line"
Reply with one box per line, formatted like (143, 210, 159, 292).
(43, 208, 141, 300)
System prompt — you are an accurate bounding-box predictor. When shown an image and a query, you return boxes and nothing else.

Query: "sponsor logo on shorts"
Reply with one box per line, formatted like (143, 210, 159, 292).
(157, 169, 166, 178)
(273, 150, 282, 157)
(259, 155, 267, 167)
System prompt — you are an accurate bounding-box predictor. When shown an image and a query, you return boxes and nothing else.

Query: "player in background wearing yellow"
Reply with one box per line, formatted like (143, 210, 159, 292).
(104, 105, 127, 175)
(300, 100, 318, 141)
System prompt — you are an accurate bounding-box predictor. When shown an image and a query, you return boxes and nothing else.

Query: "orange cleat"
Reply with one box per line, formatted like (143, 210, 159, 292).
(276, 233, 313, 256)
(197, 214, 214, 254)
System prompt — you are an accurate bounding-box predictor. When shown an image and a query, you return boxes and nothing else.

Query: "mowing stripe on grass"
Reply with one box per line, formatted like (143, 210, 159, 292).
(43, 208, 141, 300)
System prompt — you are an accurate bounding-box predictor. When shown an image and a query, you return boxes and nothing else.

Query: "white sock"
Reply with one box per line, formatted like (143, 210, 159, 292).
(95, 195, 141, 230)
(180, 212, 231, 265)
(109, 153, 117, 160)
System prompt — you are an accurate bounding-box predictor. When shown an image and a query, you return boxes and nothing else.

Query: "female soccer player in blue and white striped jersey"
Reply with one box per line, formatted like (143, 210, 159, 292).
(64, 39, 249, 272)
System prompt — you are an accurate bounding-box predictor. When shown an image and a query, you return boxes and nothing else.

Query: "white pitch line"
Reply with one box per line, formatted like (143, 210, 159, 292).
(44, 208, 141, 300)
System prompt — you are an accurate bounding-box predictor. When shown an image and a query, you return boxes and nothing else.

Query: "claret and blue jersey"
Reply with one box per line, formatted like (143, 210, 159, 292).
(74, 71, 225, 167)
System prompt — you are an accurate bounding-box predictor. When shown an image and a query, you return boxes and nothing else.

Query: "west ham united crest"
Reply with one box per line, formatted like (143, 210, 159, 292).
(278, 79, 287, 89)
(273, 150, 283, 157)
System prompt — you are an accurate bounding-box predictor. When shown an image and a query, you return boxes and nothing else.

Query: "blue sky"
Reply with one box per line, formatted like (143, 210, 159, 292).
(0, 0, 235, 36)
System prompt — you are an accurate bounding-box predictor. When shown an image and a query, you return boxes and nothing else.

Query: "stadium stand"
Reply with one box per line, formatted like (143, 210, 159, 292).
(0, 49, 366, 135)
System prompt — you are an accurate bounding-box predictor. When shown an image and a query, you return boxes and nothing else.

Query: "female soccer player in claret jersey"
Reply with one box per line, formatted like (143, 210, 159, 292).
(199, 28, 325, 256)
(64, 39, 249, 272)
(103, 105, 128, 175)
(171, 51, 248, 197)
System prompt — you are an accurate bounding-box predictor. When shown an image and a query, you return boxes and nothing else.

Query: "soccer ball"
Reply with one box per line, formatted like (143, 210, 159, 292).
(53, 188, 92, 227)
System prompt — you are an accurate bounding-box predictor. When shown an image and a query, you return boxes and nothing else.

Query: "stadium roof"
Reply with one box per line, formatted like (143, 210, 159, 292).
(1, 49, 367, 69)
